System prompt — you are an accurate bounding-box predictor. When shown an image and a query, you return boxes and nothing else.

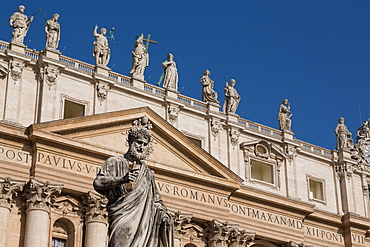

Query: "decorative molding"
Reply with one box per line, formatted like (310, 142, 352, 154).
(45, 66, 59, 89)
(335, 162, 353, 180)
(168, 105, 180, 124)
(280, 241, 314, 247)
(23, 177, 63, 211)
(53, 195, 82, 216)
(97, 83, 110, 104)
(0, 176, 26, 209)
(286, 146, 297, 163)
(204, 219, 254, 247)
(81, 190, 108, 223)
(230, 129, 240, 148)
(210, 118, 221, 140)
(170, 210, 192, 237)
(10, 61, 24, 82)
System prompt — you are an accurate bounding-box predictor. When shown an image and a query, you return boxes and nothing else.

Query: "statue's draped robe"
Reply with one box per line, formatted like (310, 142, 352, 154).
(278, 104, 291, 131)
(10, 12, 29, 43)
(200, 76, 218, 103)
(162, 61, 178, 90)
(94, 156, 174, 247)
(223, 86, 240, 114)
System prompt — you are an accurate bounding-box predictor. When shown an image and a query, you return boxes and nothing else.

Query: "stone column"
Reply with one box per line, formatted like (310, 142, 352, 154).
(82, 191, 108, 247)
(0, 177, 26, 247)
(23, 177, 63, 247)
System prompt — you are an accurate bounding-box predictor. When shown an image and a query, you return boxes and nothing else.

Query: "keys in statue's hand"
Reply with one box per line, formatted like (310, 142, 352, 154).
(123, 168, 139, 183)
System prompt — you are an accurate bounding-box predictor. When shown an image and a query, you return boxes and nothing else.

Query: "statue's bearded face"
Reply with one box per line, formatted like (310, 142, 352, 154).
(129, 135, 150, 160)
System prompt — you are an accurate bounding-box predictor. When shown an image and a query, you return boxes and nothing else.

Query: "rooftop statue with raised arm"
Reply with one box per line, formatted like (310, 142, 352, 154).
(94, 116, 174, 247)
(9, 5, 33, 44)
(93, 25, 110, 66)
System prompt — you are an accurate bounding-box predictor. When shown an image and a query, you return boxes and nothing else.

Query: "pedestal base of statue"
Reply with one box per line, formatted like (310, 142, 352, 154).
(9, 42, 26, 53)
(226, 113, 239, 124)
(337, 148, 352, 161)
(165, 88, 179, 100)
(41, 48, 61, 60)
(281, 130, 294, 144)
(95, 64, 110, 76)
(131, 76, 145, 90)
(207, 102, 221, 114)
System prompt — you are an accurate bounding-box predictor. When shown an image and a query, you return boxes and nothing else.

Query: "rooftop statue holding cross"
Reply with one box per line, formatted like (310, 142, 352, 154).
(129, 34, 157, 81)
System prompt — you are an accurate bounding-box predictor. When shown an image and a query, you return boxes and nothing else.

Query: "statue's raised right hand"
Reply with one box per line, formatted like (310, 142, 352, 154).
(123, 168, 139, 183)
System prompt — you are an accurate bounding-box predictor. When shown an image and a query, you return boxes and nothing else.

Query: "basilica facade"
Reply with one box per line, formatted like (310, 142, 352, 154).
(0, 7, 370, 247)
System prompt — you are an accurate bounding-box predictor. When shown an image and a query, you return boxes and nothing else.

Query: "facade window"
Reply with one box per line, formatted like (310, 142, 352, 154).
(52, 219, 74, 247)
(187, 136, 202, 147)
(309, 179, 324, 201)
(63, 100, 85, 119)
(52, 238, 66, 247)
(251, 160, 273, 184)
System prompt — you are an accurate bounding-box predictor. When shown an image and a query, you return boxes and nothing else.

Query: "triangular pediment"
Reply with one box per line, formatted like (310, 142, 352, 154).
(30, 107, 242, 187)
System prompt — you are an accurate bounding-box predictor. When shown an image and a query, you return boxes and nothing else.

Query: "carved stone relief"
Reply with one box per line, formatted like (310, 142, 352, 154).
(280, 241, 313, 247)
(53, 195, 82, 216)
(45, 67, 59, 89)
(97, 83, 110, 104)
(39, 65, 60, 90)
(10, 61, 24, 82)
(168, 105, 180, 124)
(81, 190, 108, 222)
(230, 129, 240, 148)
(0, 176, 26, 209)
(23, 177, 63, 211)
(210, 118, 221, 140)
(286, 146, 297, 163)
(204, 219, 254, 247)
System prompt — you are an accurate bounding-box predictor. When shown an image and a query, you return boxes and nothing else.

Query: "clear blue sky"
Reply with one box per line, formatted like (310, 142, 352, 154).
(1, 1, 370, 149)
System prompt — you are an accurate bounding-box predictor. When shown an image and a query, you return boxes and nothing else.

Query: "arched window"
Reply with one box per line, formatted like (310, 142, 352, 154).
(250, 240, 277, 247)
(51, 218, 75, 247)
(184, 244, 197, 247)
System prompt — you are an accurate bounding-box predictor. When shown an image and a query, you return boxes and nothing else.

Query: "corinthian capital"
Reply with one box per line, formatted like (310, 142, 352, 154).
(0, 177, 26, 209)
(204, 219, 255, 247)
(81, 190, 108, 222)
(23, 177, 63, 211)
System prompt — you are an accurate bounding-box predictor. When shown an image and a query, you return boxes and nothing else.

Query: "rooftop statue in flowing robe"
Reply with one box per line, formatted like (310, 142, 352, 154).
(334, 117, 353, 150)
(200, 69, 219, 104)
(94, 116, 174, 247)
(223, 79, 240, 114)
(45, 13, 60, 49)
(162, 53, 178, 91)
(278, 99, 292, 131)
(130, 34, 149, 80)
(9, 5, 33, 44)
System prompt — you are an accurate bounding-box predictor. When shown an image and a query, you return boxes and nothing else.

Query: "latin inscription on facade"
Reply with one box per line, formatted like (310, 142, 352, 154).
(0, 145, 31, 165)
(37, 151, 100, 175)
(157, 181, 365, 245)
